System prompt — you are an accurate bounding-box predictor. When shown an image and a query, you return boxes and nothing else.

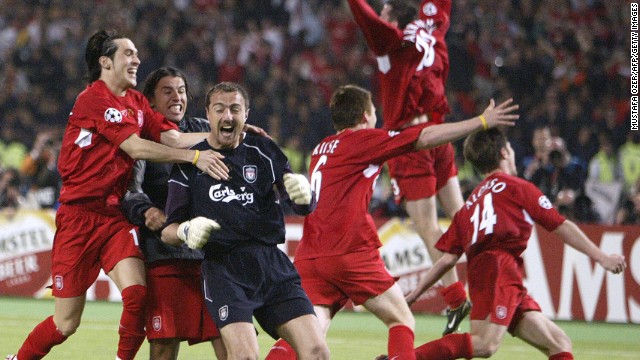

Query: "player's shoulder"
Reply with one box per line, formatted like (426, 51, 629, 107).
(125, 87, 146, 102)
(493, 173, 542, 199)
(340, 128, 390, 140)
(504, 173, 538, 190)
(242, 132, 275, 147)
(77, 81, 109, 101)
(499, 173, 529, 185)
(182, 116, 211, 132)
(190, 138, 210, 151)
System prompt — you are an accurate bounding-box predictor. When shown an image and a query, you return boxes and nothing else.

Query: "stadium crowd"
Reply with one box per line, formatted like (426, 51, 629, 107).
(0, 0, 636, 225)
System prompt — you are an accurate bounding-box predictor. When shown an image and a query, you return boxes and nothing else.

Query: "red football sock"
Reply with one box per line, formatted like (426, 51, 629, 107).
(549, 352, 574, 360)
(16, 315, 68, 360)
(414, 333, 473, 360)
(388, 325, 415, 360)
(439, 281, 467, 309)
(265, 338, 297, 360)
(116, 284, 147, 360)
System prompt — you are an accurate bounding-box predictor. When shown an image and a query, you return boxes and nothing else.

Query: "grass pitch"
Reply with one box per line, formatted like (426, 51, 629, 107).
(1, 297, 638, 359)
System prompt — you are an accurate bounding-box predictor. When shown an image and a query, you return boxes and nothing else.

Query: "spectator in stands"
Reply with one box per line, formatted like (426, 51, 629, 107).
(616, 179, 640, 225)
(530, 137, 586, 205)
(19, 130, 61, 209)
(618, 132, 640, 194)
(588, 131, 622, 184)
(0, 167, 24, 209)
(0, 126, 28, 171)
(521, 124, 553, 181)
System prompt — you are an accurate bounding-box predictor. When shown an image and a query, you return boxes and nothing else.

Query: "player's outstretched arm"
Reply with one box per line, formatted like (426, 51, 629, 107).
(415, 98, 519, 150)
(553, 220, 627, 274)
(405, 252, 460, 306)
(160, 129, 207, 148)
(120, 134, 229, 180)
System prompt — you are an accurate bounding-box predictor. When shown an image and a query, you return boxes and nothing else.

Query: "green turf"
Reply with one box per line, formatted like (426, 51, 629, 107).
(1, 297, 638, 359)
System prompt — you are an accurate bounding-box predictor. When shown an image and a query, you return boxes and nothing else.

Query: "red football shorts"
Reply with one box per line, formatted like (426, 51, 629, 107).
(387, 142, 458, 203)
(51, 204, 143, 298)
(294, 248, 395, 314)
(467, 251, 542, 334)
(145, 260, 220, 343)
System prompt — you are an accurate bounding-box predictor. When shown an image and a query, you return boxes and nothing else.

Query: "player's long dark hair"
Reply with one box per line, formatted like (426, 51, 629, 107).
(330, 84, 372, 131)
(84, 29, 125, 83)
(386, 0, 417, 29)
(463, 128, 507, 174)
(142, 67, 193, 104)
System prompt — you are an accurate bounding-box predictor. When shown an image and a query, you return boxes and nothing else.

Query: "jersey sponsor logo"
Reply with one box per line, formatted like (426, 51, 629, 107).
(496, 305, 507, 319)
(137, 109, 143, 127)
(243, 165, 257, 183)
(152, 316, 162, 331)
(54, 275, 63, 290)
(218, 305, 228, 321)
(538, 195, 553, 209)
(209, 184, 254, 205)
(104, 107, 123, 123)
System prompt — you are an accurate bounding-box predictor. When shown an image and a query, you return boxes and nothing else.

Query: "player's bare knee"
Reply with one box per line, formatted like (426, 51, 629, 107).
(550, 331, 572, 353)
(55, 318, 80, 337)
(228, 347, 259, 360)
(301, 343, 330, 360)
(473, 336, 501, 358)
(474, 344, 500, 358)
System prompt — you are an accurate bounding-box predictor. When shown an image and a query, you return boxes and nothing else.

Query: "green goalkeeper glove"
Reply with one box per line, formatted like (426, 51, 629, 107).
(283, 173, 311, 205)
(177, 217, 220, 249)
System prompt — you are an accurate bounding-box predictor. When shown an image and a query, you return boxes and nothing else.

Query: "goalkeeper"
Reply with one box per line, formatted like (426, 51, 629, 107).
(160, 82, 329, 360)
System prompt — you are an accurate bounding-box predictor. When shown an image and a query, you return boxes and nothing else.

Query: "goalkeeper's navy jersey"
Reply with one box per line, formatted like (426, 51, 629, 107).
(165, 133, 313, 253)
(121, 116, 211, 263)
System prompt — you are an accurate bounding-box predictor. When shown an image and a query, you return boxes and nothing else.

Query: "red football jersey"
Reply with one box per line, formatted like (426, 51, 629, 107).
(437, 173, 566, 260)
(348, 0, 451, 129)
(295, 126, 423, 260)
(58, 80, 177, 207)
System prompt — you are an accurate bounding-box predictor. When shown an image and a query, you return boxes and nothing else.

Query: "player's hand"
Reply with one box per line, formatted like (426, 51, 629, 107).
(283, 173, 312, 205)
(599, 254, 627, 274)
(243, 124, 272, 139)
(480, 98, 519, 129)
(144, 207, 166, 231)
(176, 217, 220, 249)
(195, 150, 229, 180)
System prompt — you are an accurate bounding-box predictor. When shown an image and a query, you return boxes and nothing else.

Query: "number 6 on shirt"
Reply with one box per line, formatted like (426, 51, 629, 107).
(310, 155, 327, 202)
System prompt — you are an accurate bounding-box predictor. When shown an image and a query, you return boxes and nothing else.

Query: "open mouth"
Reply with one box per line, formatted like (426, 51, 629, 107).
(220, 124, 235, 135)
(169, 104, 183, 113)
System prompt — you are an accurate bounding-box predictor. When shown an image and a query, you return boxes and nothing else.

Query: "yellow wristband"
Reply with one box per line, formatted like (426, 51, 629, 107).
(192, 150, 200, 165)
(479, 115, 488, 130)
